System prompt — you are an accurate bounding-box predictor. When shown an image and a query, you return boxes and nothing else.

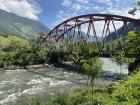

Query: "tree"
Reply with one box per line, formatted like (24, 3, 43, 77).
(72, 41, 103, 104)
(112, 51, 136, 77)
(128, 1, 140, 15)
(80, 57, 103, 104)
(37, 32, 46, 44)
(125, 31, 140, 54)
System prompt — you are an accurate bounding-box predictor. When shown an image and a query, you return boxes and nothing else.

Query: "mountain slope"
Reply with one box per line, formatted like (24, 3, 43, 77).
(0, 9, 49, 38)
(64, 30, 102, 42)
(106, 22, 140, 42)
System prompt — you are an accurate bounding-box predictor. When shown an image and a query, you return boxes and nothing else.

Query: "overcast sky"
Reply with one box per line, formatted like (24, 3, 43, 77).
(0, 0, 139, 28)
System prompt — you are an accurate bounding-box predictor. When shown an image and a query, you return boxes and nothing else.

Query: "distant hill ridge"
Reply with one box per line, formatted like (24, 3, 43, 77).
(0, 9, 50, 38)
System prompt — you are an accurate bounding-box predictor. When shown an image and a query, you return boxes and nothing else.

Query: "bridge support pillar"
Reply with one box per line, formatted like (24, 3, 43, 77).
(49, 53, 59, 63)
(49, 52, 65, 63)
(128, 59, 140, 74)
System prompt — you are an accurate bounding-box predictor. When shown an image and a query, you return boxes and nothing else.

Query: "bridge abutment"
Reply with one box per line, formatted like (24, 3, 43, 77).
(128, 59, 140, 74)
(49, 52, 66, 63)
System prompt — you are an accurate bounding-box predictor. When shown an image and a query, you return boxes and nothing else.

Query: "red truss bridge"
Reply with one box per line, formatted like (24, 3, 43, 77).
(44, 14, 140, 58)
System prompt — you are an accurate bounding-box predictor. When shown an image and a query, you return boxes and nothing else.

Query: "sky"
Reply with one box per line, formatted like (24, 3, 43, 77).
(0, 0, 139, 29)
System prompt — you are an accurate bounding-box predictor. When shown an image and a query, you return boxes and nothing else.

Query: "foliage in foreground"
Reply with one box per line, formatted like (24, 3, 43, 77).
(26, 72, 140, 105)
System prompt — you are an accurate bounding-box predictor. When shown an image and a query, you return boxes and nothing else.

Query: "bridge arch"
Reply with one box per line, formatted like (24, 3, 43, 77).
(45, 14, 140, 41)
(44, 14, 140, 53)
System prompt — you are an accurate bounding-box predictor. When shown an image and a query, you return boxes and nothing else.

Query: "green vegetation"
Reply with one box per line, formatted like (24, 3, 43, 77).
(70, 41, 103, 104)
(111, 51, 136, 76)
(124, 31, 140, 54)
(0, 36, 10, 48)
(0, 35, 29, 49)
(0, 33, 49, 69)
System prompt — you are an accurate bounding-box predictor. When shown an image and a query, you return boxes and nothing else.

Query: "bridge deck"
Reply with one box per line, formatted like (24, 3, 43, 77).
(51, 51, 140, 59)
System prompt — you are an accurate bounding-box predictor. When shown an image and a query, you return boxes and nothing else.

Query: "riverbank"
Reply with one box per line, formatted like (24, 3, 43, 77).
(52, 61, 129, 81)
(0, 61, 74, 71)
(0, 63, 53, 71)
(0, 60, 129, 82)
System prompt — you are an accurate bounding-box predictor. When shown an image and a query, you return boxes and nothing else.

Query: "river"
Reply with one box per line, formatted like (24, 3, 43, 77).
(0, 58, 128, 105)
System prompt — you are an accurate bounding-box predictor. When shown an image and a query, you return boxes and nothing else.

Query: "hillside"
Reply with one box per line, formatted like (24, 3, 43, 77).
(106, 22, 140, 42)
(0, 9, 49, 38)
(64, 30, 102, 42)
(0, 35, 29, 49)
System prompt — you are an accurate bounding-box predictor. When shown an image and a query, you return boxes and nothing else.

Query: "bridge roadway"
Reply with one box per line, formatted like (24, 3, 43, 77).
(51, 51, 140, 59)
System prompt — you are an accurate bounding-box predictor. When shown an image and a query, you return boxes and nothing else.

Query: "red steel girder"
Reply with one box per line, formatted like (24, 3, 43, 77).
(44, 14, 140, 42)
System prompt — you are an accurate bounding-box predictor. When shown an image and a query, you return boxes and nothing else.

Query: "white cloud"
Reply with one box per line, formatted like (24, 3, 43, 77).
(0, 0, 42, 20)
(92, 6, 100, 10)
(72, 3, 82, 11)
(97, 0, 110, 3)
(77, 0, 89, 4)
(96, 0, 113, 6)
(62, 0, 72, 7)
(101, 6, 140, 19)
(53, 10, 71, 26)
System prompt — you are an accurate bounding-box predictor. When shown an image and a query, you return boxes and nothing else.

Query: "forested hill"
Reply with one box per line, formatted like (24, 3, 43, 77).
(0, 9, 50, 38)
(106, 22, 140, 41)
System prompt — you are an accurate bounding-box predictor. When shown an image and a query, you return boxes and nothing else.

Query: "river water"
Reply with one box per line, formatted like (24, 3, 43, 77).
(0, 58, 128, 105)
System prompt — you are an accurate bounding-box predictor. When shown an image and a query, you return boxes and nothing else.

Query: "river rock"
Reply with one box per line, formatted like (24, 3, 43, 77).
(26, 64, 52, 69)
(26, 64, 44, 69)
(44, 63, 53, 68)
